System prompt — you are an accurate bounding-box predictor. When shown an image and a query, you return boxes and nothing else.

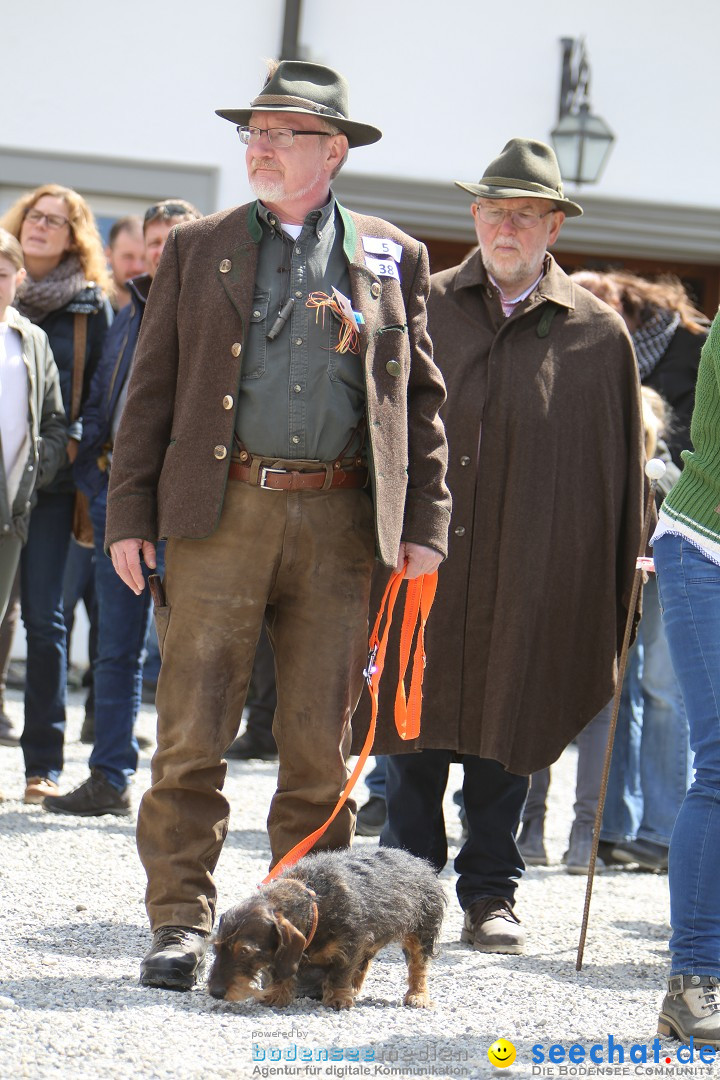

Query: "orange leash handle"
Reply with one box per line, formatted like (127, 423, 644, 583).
(261, 566, 437, 884)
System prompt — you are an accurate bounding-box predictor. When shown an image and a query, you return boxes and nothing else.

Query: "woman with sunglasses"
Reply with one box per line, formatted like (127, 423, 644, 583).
(0, 185, 111, 803)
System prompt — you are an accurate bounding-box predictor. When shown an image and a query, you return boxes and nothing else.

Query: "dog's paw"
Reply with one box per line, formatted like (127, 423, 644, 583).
(403, 991, 432, 1008)
(322, 989, 355, 1011)
(262, 983, 295, 1008)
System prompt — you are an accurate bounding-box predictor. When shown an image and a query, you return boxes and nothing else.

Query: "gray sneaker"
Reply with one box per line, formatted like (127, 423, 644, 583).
(658, 975, 720, 1049)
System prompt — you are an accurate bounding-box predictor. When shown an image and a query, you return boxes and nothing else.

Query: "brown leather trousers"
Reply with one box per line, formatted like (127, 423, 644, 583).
(137, 479, 375, 932)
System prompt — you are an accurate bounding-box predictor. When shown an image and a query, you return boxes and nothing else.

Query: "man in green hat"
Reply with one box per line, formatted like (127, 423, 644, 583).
(105, 59, 450, 990)
(371, 138, 645, 954)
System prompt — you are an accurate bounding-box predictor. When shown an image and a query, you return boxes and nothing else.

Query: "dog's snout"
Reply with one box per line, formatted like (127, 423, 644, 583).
(208, 982, 227, 1000)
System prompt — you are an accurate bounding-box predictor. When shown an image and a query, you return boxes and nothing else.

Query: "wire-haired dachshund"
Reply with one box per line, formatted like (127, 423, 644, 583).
(207, 847, 446, 1010)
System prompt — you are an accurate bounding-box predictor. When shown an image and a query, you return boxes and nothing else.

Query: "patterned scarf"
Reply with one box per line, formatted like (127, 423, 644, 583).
(15, 254, 87, 323)
(632, 309, 681, 381)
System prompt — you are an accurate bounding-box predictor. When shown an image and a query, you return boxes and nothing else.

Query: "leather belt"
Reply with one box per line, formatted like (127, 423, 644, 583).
(228, 460, 368, 491)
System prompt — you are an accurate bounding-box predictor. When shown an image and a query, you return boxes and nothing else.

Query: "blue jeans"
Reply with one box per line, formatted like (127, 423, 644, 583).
(20, 490, 75, 782)
(601, 574, 692, 847)
(364, 756, 387, 799)
(654, 533, 720, 976)
(88, 487, 165, 791)
(63, 538, 98, 669)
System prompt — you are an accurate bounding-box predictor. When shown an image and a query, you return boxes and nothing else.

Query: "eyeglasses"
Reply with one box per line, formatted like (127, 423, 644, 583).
(474, 204, 557, 230)
(143, 201, 194, 224)
(24, 208, 70, 231)
(236, 125, 334, 148)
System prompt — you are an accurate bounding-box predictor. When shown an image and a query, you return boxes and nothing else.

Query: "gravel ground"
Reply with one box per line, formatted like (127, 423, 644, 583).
(0, 688, 697, 1080)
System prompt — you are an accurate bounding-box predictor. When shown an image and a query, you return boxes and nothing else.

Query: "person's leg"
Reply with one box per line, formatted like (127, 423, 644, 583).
(137, 483, 275, 936)
(266, 488, 375, 862)
(356, 756, 388, 837)
(364, 756, 387, 798)
(0, 538, 22, 623)
(573, 701, 613, 827)
(600, 641, 643, 846)
(637, 574, 693, 847)
(457, 757, 528, 953)
(45, 488, 154, 813)
(20, 490, 74, 786)
(654, 534, 720, 1043)
(564, 701, 612, 873)
(0, 565, 20, 744)
(380, 750, 452, 872)
(456, 757, 527, 908)
(654, 536, 720, 974)
(226, 620, 278, 759)
(517, 767, 549, 865)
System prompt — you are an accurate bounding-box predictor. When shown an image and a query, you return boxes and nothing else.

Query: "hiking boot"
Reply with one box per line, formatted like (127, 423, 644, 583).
(517, 816, 548, 866)
(612, 838, 669, 872)
(562, 822, 598, 876)
(140, 926, 208, 990)
(658, 975, 720, 1048)
(24, 776, 59, 804)
(43, 769, 131, 817)
(461, 897, 525, 954)
(226, 729, 278, 761)
(356, 795, 387, 837)
(0, 712, 20, 747)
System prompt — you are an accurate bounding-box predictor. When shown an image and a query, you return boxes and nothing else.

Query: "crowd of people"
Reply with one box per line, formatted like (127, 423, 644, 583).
(0, 58, 718, 1046)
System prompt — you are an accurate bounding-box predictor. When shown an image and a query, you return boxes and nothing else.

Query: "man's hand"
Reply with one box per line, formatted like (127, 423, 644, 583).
(395, 541, 442, 579)
(110, 538, 157, 595)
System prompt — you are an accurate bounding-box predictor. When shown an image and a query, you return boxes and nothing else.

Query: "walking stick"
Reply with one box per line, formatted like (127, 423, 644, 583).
(576, 458, 666, 971)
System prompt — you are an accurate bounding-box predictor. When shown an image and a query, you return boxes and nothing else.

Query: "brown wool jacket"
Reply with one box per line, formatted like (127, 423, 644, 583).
(105, 201, 451, 566)
(355, 252, 645, 775)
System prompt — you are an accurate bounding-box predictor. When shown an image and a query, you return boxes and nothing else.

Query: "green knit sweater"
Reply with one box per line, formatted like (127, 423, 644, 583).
(662, 310, 720, 541)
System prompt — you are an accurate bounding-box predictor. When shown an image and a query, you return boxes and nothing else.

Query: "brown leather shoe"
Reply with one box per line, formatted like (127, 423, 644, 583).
(24, 776, 60, 804)
(461, 897, 525, 954)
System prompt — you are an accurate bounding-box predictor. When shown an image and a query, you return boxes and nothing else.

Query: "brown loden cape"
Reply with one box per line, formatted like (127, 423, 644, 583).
(353, 252, 645, 776)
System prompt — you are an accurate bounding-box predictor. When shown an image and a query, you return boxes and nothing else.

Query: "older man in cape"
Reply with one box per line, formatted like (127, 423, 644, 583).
(361, 139, 644, 955)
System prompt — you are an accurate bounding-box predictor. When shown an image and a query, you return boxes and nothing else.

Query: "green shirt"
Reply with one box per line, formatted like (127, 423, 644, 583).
(662, 310, 720, 542)
(234, 197, 365, 461)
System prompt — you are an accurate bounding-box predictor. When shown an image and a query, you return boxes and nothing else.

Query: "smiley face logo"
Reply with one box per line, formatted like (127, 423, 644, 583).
(488, 1039, 516, 1068)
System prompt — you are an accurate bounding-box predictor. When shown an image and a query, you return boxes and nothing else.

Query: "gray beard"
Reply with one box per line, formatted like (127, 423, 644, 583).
(249, 160, 326, 207)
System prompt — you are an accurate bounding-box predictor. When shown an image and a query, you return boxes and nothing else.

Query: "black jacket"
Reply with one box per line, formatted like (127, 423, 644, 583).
(35, 285, 112, 493)
(643, 324, 707, 468)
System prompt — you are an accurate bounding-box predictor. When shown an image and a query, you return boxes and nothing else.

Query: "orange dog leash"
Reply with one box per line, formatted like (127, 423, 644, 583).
(261, 565, 438, 884)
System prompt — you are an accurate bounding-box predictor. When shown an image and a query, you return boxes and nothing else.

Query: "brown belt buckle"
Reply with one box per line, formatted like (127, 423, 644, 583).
(259, 466, 286, 489)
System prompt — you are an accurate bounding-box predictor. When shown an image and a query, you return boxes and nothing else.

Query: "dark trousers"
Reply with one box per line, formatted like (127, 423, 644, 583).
(246, 621, 277, 741)
(380, 750, 528, 910)
(20, 489, 74, 782)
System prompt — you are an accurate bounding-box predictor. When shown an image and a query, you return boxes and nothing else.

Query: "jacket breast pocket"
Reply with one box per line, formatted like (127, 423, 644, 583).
(242, 293, 269, 380)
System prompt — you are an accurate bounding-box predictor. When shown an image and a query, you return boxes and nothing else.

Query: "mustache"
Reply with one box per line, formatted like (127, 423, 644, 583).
(251, 159, 281, 173)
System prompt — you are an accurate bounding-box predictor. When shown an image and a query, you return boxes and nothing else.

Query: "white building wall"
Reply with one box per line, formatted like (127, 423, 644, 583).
(4, 0, 720, 212)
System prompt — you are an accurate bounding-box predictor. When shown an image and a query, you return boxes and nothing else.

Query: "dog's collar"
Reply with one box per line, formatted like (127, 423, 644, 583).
(305, 899, 319, 949)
